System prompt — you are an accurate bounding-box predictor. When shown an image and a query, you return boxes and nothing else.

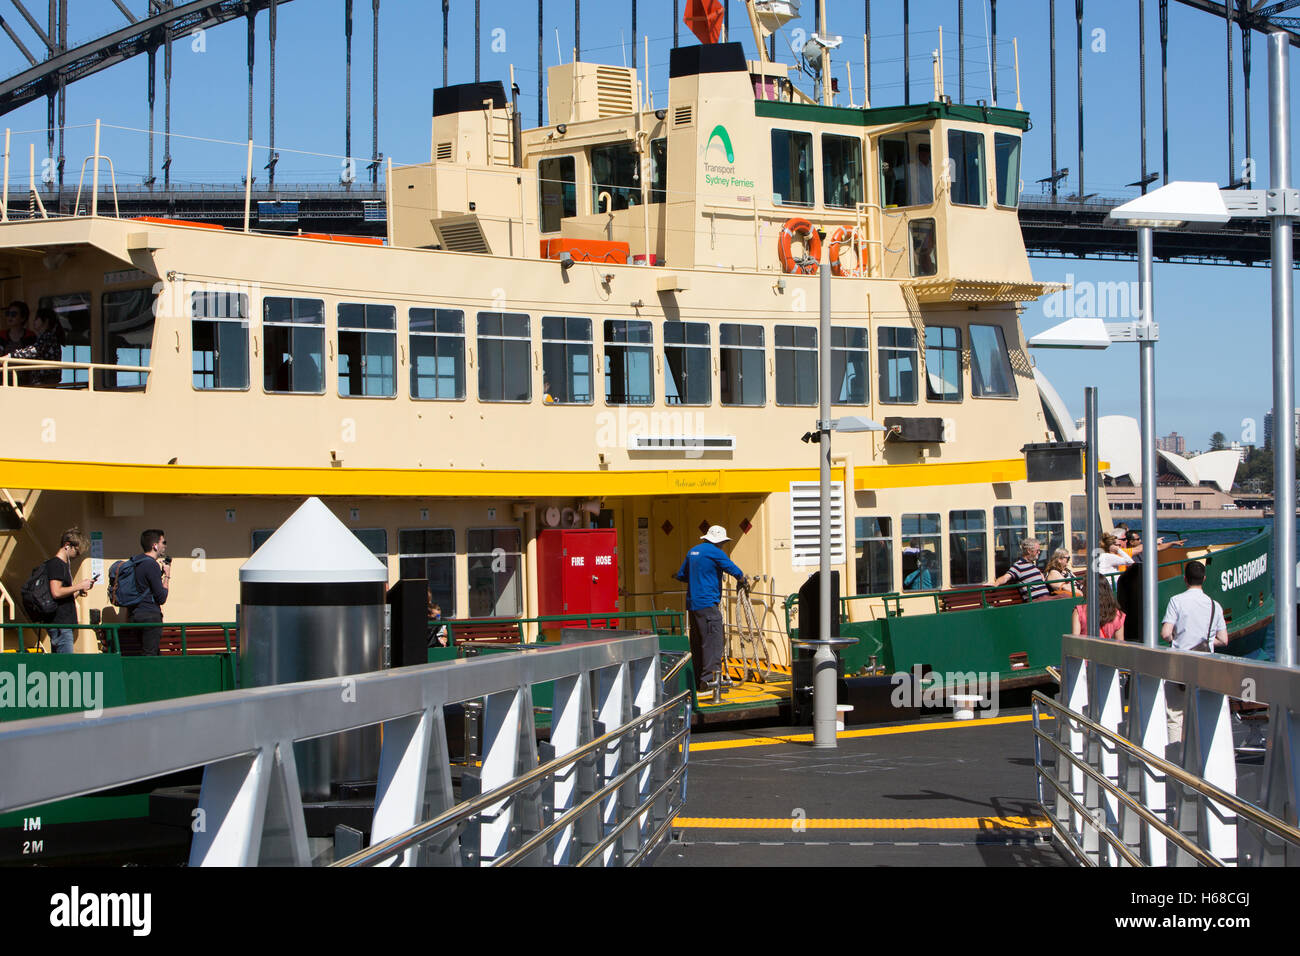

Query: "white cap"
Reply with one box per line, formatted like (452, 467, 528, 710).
(701, 525, 730, 544)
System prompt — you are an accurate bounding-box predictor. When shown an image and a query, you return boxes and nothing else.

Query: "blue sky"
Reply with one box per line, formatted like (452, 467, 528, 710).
(1, 0, 1294, 449)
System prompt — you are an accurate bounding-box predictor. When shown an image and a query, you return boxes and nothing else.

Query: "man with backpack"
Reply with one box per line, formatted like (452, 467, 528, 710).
(38, 528, 94, 653)
(122, 529, 170, 656)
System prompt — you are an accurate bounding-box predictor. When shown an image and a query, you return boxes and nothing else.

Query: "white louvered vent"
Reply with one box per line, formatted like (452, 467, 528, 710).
(432, 215, 491, 254)
(789, 481, 845, 568)
(435, 141, 454, 162)
(673, 105, 694, 128)
(595, 66, 637, 117)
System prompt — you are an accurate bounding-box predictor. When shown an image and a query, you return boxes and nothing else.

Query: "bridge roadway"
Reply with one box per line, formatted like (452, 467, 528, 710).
(658, 706, 1067, 867)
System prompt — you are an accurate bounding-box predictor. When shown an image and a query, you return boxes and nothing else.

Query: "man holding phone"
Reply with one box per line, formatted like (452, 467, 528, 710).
(128, 529, 171, 656)
(45, 527, 94, 653)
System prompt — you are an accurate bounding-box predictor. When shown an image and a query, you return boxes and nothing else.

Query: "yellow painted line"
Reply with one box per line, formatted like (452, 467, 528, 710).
(690, 711, 1053, 751)
(675, 816, 1050, 830)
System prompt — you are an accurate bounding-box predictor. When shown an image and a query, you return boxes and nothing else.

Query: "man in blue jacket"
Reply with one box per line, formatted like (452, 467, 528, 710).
(675, 525, 747, 692)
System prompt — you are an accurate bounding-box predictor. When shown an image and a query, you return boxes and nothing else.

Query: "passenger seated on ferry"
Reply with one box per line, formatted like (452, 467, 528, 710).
(8, 307, 63, 386)
(1044, 547, 1077, 596)
(1071, 577, 1126, 640)
(994, 538, 1050, 600)
(0, 300, 33, 356)
(902, 551, 935, 591)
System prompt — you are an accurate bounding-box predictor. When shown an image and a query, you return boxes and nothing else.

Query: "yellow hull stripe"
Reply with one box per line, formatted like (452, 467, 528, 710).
(674, 816, 1049, 830)
(0, 456, 1034, 497)
(689, 712, 1048, 751)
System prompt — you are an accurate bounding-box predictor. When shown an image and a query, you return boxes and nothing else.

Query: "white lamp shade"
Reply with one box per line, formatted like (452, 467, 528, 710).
(1108, 181, 1230, 226)
(1028, 317, 1112, 350)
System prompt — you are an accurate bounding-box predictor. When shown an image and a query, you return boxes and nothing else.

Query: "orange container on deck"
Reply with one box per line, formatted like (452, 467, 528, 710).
(540, 237, 631, 264)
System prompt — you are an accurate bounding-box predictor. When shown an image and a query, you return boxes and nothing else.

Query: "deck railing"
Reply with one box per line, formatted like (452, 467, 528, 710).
(1, 620, 235, 654)
(0, 355, 151, 389)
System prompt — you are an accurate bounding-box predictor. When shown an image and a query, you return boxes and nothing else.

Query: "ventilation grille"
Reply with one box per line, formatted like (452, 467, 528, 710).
(789, 481, 845, 567)
(596, 66, 637, 117)
(627, 435, 736, 452)
(435, 141, 454, 162)
(432, 215, 491, 254)
(673, 105, 694, 128)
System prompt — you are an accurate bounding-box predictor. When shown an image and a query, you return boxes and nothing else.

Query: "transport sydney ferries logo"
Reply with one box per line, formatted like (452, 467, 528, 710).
(703, 124, 755, 190)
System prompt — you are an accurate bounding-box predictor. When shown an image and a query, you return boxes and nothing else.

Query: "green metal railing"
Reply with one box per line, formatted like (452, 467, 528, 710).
(0, 620, 237, 655)
(441, 609, 685, 643)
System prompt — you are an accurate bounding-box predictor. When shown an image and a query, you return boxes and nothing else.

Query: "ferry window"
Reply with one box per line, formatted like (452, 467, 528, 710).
(591, 142, 642, 212)
(467, 528, 522, 617)
(538, 156, 577, 232)
(969, 324, 1017, 398)
(947, 129, 987, 207)
(338, 304, 397, 398)
(1070, 496, 1088, 563)
(719, 323, 766, 407)
(901, 514, 942, 591)
(854, 516, 892, 595)
(542, 316, 594, 404)
(949, 510, 987, 586)
(993, 506, 1028, 579)
(604, 319, 654, 406)
(924, 326, 962, 402)
(477, 312, 531, 402)
(910, 219, 938, 277)
(651, 138, 668, 204)
(994, 133, 1022, 207)
(38, 292, 90, 387)
(771, 129, 813, 206)
(822, 134, 863, 209)
(877, 327, 918, 404)
(831, 326, 868, 405)
(101, 288, 155, 390)
(663, 321, 711, 406)
(410, 308, 465, 400)
(879, 131, 933, 207)
(1034, 502, 1066, 569)
(263, 297, 325, 394)
(400, 529, 456, 617)
(191, 291, 249, 391)
(775, 325, 817, 406)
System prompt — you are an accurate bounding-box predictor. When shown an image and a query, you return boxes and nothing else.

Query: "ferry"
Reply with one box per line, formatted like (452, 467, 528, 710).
(0, 3, 1275, 853)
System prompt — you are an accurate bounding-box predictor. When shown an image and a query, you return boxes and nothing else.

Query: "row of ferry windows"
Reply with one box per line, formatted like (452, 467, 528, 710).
(855, 500, 1098, 594)
(190, 293, 1019, 403)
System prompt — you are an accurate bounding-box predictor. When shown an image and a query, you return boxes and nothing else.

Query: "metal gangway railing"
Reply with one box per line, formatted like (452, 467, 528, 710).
(1033, 635, 1300, 866)
(0, 634, 688, 866)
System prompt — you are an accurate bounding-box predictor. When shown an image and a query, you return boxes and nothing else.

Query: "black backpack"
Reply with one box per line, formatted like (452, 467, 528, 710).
(21, 562, 58, 622)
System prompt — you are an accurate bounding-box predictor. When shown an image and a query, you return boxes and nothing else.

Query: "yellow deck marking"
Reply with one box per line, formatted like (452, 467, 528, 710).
(690, 711, 1053, 750)
(675, 816, 1049, 830)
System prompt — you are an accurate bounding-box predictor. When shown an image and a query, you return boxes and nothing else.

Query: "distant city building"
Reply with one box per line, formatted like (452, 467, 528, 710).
(1156, 431, 1186, 455)
(1263, 408, 1300, 450)
(1228, 441, 1250, 463)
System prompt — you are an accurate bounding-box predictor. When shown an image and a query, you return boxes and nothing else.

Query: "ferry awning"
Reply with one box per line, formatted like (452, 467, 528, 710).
(906, 278, 1068, 304)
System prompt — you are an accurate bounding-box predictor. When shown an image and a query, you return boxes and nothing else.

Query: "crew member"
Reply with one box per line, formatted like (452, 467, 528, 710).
(675, 525, 747, 693)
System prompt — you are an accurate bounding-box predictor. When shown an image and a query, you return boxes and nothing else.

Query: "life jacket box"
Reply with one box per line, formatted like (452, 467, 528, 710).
(540, 238, 631, 264)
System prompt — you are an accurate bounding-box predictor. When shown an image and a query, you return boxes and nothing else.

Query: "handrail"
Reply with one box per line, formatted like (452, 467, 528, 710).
(660, 650, 691, 687)
(442, 608, 685, 642)
(0, 355, 152, 391)
(0, 620, 236, 655)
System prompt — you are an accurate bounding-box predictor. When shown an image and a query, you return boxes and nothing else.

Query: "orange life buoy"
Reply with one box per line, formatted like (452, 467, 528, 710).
(778, 218, 821, 275)
(828, 227, 865, 277)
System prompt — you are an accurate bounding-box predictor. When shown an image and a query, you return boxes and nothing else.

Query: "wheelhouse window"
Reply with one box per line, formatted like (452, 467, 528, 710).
(399, 528, 456, 617)
(771, 129, 813, 206)
(947, 129, 987, 207)
(879, 130, 933, 207)
(822, 133, 863, 209)
(102, 288, 155, 390)
(604, 319, 653, 405)
(338, 303, 397, 398)
(924, 326, 962, 402)
(39, 292, 90, 387)
(410, 308, 465, 400)
(993, 506, 1028, 579)
(910, 219, 938, 277)
(263, 297, 325, 394)
(468, 528, 522, 617)
(949, 510, 987, 586)
(878, 327, 918, 404)
(831, 326, 868, 405)
(538, 155, 577, 232)
(775, 325, 817, 406)
(1034, 502, 1067, 569)
(901, 514, 942, 591)
(591, 142, 641, 212)
(542, 316, 594, 404)
(663, 321, 711, 406)
(994, 133, 1022, 207)
(720, 323, 765, 406)
(477, 311, 531, 402)
(969, 324, 1017, 398)
(192, 291, 249, 391)
(854, 516, 892, 595)
(650, 138, 668, 204)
